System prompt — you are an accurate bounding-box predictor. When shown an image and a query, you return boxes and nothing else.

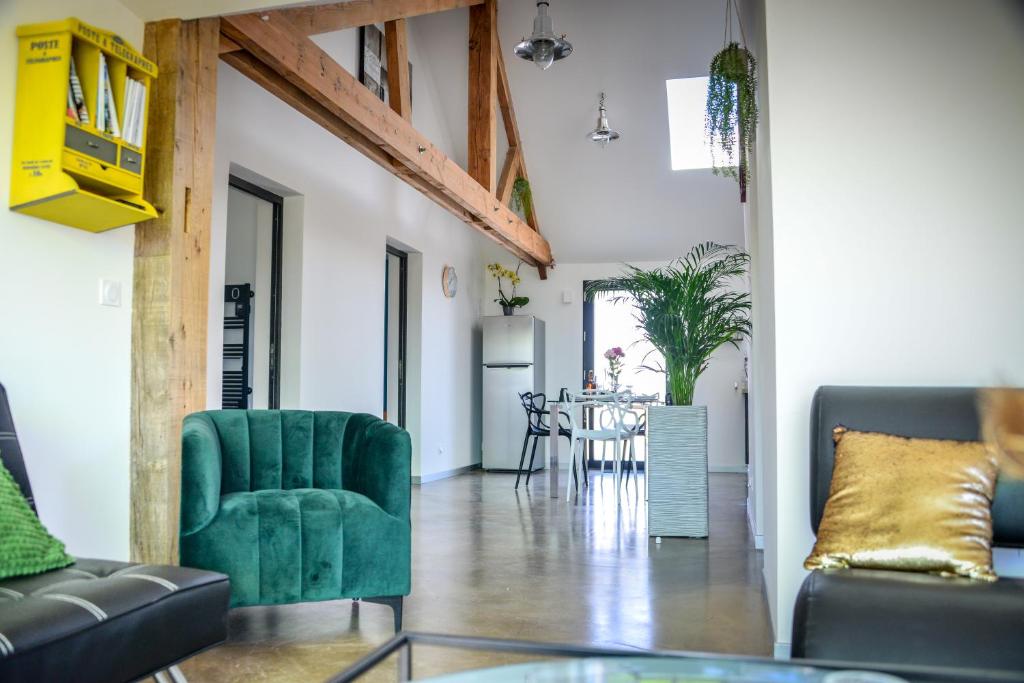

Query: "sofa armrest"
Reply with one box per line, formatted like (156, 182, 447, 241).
(346, 416, 411, 522)
(181, 413, 223, 536)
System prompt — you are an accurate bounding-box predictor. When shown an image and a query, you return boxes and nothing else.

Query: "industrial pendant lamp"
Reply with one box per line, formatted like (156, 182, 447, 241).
(587, 93, 621, 147)
(514, 1, 573, 70)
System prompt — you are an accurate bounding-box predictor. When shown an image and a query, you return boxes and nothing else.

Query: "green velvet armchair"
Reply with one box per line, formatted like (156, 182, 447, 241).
(179, 410, 411, 630)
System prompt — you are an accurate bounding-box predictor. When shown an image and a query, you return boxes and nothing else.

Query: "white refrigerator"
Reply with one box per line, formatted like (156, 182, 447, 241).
(482, 315, 546, 471)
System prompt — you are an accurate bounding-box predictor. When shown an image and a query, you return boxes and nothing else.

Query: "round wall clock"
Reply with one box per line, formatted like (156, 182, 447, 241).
(441, 265, 458, 298)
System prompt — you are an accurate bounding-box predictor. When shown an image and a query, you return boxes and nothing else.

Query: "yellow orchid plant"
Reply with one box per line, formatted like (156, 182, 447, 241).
(487, 262, 529, 313)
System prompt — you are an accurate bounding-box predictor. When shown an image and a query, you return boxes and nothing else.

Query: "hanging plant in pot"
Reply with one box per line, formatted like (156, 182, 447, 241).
(585, 243, 751, 537)
(488, 262, 529, 316)
(706, 0, 758, 196)
(510, 177, 533, 219)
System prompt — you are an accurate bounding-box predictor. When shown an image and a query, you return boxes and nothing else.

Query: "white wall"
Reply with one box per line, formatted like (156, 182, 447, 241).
(208, 24, 489, 481)
(740, 0, 774, 589)
(485, 249, 749, 472)
(760, 0, 1024, 650)
(0, 0, 143, 560)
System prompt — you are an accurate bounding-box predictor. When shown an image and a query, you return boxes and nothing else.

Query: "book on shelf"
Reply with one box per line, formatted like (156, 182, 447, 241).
(67, 88, 78, 122)
(95, 52, 106, 132)
(68, 57, 90, 124)
(121, 77, 147, 147)
(100, 54, 120, 138)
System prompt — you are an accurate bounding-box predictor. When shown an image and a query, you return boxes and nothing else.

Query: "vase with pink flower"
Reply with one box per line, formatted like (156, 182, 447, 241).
(604, 346, 625, 391)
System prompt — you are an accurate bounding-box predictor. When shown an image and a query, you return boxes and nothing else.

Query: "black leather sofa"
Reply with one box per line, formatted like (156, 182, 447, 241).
(793, 386, 1024, 674)
(0, 383, 231, 682)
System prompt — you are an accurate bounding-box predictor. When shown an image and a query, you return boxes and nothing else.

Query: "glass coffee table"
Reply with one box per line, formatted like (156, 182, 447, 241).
(327, 632, 1020, 683)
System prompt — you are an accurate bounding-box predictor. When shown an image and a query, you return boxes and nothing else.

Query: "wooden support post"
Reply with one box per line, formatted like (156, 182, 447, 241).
(467, 0, 497, 192)
(131, 17, 218, 565)
(385, 19, 411, 121)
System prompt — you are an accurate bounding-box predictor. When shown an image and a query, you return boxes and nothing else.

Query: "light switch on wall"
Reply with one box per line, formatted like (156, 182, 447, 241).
(99, 279, 122, 307)
(562, 290, 574, 304)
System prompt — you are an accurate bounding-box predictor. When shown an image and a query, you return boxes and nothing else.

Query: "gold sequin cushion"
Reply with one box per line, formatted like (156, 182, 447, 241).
(804, 427, 999, 581)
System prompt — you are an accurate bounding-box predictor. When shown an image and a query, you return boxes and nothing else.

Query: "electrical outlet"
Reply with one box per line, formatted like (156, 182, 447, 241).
(99, 279, 122, 307)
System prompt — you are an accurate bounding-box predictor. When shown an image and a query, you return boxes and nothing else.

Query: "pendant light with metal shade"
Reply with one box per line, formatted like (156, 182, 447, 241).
(514, 1, 573, 70)
(588, 93, 621, 147)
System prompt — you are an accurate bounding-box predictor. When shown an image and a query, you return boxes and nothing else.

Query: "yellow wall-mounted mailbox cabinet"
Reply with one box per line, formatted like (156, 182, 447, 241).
(10, 18, 158, 232)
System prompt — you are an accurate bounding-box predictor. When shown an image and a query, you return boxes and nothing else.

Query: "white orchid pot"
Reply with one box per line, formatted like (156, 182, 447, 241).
(647, 405, 709, 538)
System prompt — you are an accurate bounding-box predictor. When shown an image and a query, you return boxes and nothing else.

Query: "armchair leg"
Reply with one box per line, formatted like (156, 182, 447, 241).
(363, 595, 404, 632)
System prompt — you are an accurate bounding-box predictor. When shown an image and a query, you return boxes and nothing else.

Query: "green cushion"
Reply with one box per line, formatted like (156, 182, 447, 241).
(0, 460, 73, 580)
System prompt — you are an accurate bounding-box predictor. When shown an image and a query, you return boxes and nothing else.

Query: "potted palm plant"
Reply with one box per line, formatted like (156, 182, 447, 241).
(585, 242, 751, 538)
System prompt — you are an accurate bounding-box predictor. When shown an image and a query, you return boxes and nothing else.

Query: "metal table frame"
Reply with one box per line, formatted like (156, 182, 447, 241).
(326, 631, 1022, 683)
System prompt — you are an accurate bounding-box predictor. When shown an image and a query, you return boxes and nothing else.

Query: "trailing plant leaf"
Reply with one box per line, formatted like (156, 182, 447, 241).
(511, 177, 533, 217)
(584, 243, 752, 406)
(706, 42, 758, 181)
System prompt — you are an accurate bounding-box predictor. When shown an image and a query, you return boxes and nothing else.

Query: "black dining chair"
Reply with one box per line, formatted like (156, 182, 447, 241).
(516, 392, 582, 490)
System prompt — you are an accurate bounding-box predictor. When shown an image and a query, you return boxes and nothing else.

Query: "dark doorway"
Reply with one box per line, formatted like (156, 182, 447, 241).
(223, 175, 284, 409)
(384, 246, 408, 427)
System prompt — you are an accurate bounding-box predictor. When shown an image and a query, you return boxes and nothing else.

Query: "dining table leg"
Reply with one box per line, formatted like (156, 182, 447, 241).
(549, 402, 561, 498)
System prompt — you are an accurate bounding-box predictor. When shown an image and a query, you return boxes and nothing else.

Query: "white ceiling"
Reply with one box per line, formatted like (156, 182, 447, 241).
(413, 0, 745, 263)
(117, 0, 746, 264)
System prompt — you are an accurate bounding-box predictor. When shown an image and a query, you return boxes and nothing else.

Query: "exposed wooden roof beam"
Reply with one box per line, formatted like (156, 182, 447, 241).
(269, 0, 484, 36)
(497, 147, 520, 207)
(220, 12, 551, 267)
(384, 19, 411, 121)
(219, 33, 242, 54)
(497, 50, 520, 149)
(467, 0, 497, 192)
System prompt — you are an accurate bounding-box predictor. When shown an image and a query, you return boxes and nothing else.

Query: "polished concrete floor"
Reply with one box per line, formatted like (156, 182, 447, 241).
(183, 471, 772, 681)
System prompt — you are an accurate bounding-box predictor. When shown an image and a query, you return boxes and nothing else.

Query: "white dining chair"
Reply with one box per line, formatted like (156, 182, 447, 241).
(619, 403, 646, 498)
(565, 390, 636, 505)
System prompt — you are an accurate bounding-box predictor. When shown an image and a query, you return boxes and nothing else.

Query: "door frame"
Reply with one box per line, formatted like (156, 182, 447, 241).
(227, 175, 284, 409)
(385, 245, 409, 427)
(582, 283, 646, 473)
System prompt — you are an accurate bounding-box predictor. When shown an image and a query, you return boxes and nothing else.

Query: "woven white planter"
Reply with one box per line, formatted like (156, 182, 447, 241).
(647, 405, 709, 538)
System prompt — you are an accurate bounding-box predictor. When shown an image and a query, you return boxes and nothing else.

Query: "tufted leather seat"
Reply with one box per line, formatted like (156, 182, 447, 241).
(0, 383, 230, 682)
(0, 559, 229, 682)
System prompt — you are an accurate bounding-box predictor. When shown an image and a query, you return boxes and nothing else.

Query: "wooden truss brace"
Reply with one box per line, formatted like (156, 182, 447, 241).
(220, 4, 552, 270)
(495, 49, 546, 278)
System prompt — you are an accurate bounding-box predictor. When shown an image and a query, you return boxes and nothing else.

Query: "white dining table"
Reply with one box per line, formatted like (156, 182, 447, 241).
(547, 393, 659, 498)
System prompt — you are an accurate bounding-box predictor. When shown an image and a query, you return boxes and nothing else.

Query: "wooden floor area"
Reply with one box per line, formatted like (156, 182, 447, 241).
(182, 471, 773, 681)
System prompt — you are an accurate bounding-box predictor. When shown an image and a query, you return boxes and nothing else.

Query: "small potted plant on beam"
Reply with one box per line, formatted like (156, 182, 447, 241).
(585, 242, 751, 538)
(488, 262, 529, 316)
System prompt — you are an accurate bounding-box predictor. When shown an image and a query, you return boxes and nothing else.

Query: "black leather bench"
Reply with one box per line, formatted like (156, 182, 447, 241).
(792, 386, 1024, 674)
(0, 383, 230, 682)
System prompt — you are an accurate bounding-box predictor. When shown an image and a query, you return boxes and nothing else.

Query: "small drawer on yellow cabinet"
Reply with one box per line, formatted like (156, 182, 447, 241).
(64, 125, 117, 164)
(63, 148, 142, 195)
(119, 147, 143, 175)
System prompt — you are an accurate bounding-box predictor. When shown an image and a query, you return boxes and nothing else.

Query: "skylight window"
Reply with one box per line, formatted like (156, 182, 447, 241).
(666, 76, 735, 171)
